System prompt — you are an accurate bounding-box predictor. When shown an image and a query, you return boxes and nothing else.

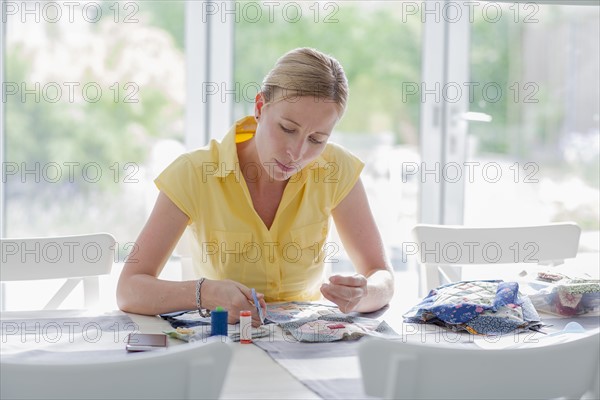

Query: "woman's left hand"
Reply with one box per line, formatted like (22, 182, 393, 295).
(320, 274, 368, 313)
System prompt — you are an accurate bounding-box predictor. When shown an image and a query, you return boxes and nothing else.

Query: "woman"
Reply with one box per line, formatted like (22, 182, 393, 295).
(117, 48, 394, 326)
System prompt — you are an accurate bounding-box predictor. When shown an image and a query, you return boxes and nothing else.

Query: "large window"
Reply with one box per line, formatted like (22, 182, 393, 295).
(234, 2, 423, 271)
(2, 1, 185, 309)
(2, 1, 597, 309)
(4, 1, 185, 248)
(465, 3, 599, 250)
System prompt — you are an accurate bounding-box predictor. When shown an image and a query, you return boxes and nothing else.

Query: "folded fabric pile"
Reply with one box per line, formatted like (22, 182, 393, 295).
(260, 302, 399, 342)
(403, 280, 542, 335)
(530, 274, 600, 317)
(276, 311, 398, 342)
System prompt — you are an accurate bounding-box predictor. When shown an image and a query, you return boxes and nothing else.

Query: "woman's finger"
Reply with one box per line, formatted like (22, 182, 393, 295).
(323, 282, 364, 301)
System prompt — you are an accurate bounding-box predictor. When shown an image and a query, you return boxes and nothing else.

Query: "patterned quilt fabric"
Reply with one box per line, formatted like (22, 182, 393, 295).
(267, 302, 399, 342)
(278, 313, 399, 342)
(530, 278, 600, 317)
(404, 280, 542, 335)
(161, 302, 400, 343)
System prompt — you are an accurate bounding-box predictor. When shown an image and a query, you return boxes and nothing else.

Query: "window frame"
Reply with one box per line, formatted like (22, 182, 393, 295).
(1, 0, 596, 236)
(420, 0, 599, 225)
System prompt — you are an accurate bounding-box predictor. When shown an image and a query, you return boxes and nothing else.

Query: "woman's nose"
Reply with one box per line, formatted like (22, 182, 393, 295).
(286, 139, 305, 162)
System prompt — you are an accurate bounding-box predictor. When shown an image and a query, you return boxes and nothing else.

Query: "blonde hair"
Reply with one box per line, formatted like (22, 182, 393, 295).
(261, 48, 348, 115)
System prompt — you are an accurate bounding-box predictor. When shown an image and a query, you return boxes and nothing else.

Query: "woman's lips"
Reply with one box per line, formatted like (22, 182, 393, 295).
(275, 159, 295, 173)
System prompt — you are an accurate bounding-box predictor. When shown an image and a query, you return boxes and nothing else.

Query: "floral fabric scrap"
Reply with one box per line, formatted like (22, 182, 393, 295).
(403, 280, 542, 335)
(530, 277, 600, 317)
(279, 313, 399, 342)
(267, 302, 399, 342)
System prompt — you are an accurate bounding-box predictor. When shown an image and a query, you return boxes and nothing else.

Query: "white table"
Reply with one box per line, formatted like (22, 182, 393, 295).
(0, 308, 320, 399)
(2, 261, 599, 399)
(3, 305, 599, 399)
(127, 312, 321, 399)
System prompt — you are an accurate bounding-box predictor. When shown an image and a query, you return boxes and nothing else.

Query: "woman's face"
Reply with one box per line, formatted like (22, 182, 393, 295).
(254, 93, 340, 182)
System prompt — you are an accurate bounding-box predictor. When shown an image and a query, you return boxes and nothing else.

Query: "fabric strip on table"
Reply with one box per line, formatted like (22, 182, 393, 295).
(301, 379, 372, 400)
(538, 314, 600, 331)
(1, 314, 137, 362)
(254, 339, 368, 399)
(255, 340, 361, 360)
(1, 314, 136, 334)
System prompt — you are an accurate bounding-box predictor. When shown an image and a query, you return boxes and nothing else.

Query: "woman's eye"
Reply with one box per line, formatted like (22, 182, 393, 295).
(309, 137, 324, 145)
(280, 124, 295, 134)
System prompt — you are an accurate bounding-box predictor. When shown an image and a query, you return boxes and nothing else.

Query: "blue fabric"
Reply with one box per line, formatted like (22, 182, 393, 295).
(428, 281, 522, 324)
(404, 280, 542, 335)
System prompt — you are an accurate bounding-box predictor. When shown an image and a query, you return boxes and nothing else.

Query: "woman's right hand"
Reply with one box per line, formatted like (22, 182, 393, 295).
(201, 279, 266, 327)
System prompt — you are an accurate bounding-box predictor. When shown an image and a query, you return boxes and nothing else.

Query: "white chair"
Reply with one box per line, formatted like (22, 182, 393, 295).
(1, 340, 232, 400)
(359, 332, 600, 400)
(411, 223, 581, 294)
(0, 233, 115, 310)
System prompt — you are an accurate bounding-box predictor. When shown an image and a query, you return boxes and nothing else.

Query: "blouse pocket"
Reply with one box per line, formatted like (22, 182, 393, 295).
(288, 220, 329, 267)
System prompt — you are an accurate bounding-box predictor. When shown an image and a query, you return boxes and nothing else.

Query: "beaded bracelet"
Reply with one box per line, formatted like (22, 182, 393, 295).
(196, 277, 209, 317)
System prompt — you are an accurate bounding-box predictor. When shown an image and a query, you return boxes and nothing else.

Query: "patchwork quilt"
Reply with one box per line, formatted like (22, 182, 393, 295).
(403, 280, 543, 335)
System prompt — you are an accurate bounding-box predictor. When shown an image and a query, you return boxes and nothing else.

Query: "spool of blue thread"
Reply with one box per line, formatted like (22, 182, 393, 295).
(210, 306, 228, 336)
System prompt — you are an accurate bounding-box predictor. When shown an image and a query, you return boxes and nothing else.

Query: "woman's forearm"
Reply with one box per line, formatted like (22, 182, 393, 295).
(117, 273, 197, 316)
(355, 269, 395, 313)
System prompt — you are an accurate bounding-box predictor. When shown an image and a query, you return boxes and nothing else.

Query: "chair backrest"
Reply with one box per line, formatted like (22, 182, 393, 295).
(411, 223, 581, 293)
(0, 233, 116, 309)
(1, 340, 232, 400)
(359, 332, 600, 400)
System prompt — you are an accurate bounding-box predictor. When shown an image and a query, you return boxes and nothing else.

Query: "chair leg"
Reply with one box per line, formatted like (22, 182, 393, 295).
(44, 278, 81, 310)
(421, 264, 441, 296)
(439, 264, 462, 284)
(83, 277, 100, 309)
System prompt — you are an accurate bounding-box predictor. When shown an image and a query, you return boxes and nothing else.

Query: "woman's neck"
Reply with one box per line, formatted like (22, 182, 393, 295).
(236, 137, 288, 194)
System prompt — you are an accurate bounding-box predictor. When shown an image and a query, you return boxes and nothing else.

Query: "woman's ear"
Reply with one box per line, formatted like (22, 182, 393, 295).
(254, 92, 265, 121)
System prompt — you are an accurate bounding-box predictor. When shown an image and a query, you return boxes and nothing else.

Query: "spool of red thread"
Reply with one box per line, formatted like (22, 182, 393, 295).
(240, 310, 252, 344)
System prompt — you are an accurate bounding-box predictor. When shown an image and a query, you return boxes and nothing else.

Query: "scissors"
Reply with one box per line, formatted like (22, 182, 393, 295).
(251, 288, 265, 324)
